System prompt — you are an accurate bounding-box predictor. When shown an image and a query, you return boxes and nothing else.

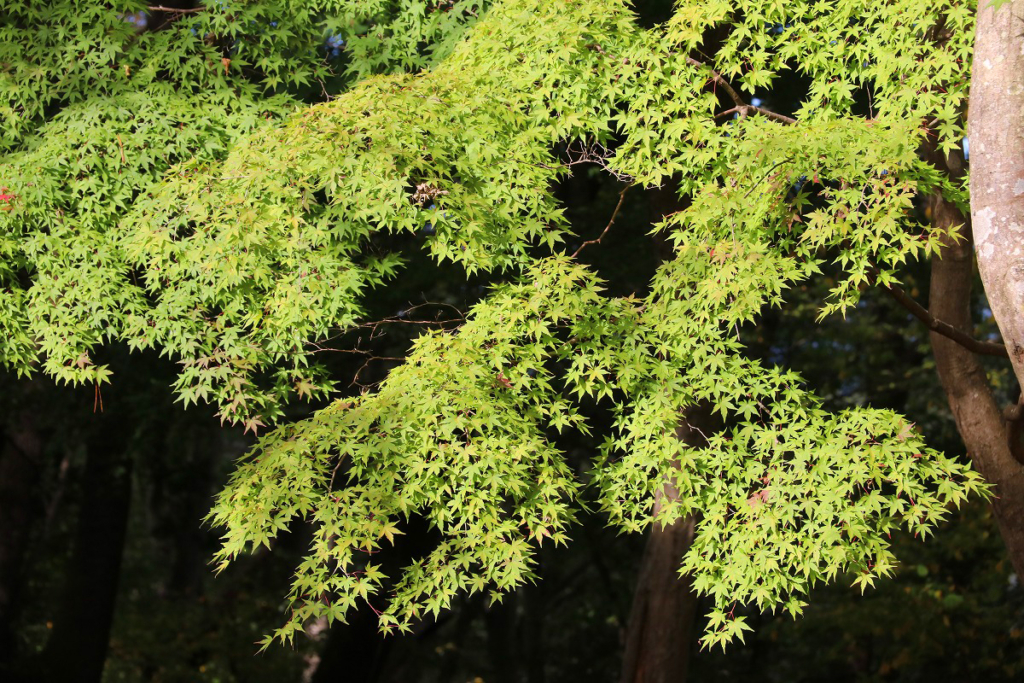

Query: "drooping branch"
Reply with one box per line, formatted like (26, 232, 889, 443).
(884, 282, 1007, 357)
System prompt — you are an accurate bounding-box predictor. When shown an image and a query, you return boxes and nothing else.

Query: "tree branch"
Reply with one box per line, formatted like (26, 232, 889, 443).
(147, 5, 205, 13)
(686, 57, 797, 126)
(714, 105, 797, 125)
(572, 184, 632, 258)
(884, 283, 1007, 357)
(686, 57, 745, 109)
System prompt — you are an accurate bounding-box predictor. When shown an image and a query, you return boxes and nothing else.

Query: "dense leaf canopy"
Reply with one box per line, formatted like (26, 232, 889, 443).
(0, 0, 988, 649)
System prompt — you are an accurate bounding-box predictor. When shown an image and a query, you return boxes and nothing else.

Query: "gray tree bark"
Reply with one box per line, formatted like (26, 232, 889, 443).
(970, 1, 1024, 381)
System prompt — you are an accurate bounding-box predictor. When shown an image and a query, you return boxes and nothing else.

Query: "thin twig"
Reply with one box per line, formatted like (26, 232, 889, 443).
(564, 140, 633, 182)
(572, 184, 633, 258)
(304, 302, 465, 388)
(884, 283, 1007, 357)
(328, 453, 348, 493)
(148, 5, 205, 13)
(742, 158, 793, 199)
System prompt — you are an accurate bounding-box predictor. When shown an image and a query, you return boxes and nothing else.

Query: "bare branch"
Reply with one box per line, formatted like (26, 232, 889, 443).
(572, 184, 633, 258)
(714, 105, 797, 125)
(304, 302, 465, 388)
(686, 57, 797, 125)
(564, 140, 633, 182)
(742, 158, 793, 199)
(147, 5, 205, 13)
(884, 283, 1007, 357)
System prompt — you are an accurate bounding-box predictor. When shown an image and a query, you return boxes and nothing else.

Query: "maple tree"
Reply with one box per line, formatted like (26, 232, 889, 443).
(2, 0, 1020, 661)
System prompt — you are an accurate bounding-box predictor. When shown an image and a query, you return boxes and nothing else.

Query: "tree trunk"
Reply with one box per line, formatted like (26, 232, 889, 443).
(619, 420, 702, 683)
(0, 410, 43, 672)
(40, 413, 134, 683)
(927, 178, 1024, 578)
(310, 604, 392, 683)
(521, 582, 547, 683)
(485, 592, 519, 683)
(969, 0, 1024, 385)
(619, 516, 697, 683)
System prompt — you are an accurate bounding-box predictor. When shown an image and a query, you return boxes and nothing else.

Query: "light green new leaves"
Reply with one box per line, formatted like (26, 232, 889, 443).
(1, 0, 990, 652)
(119, 0, 635, 423)
(682, 404, 982, 649)
(209, 257, 610, 645)
(0, 88, 291, 385)
(0, 1, 486, 425)
(201, 0, 987, 649)
(0, 1, 486, 151)
(697, 0, 973, 154)
(340, 0, 492, 78)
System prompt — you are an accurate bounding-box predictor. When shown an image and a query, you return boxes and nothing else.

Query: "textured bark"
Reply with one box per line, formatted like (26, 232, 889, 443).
(40, 414, 133, 683)
(969, 0, 1024, 385)
(619, 516, 697, 683)
(927, 181, 1024, 578)
(619, 420, 702, 683)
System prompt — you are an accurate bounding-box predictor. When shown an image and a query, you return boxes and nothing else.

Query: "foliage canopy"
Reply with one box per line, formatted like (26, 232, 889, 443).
(0, 0, 988, 649)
